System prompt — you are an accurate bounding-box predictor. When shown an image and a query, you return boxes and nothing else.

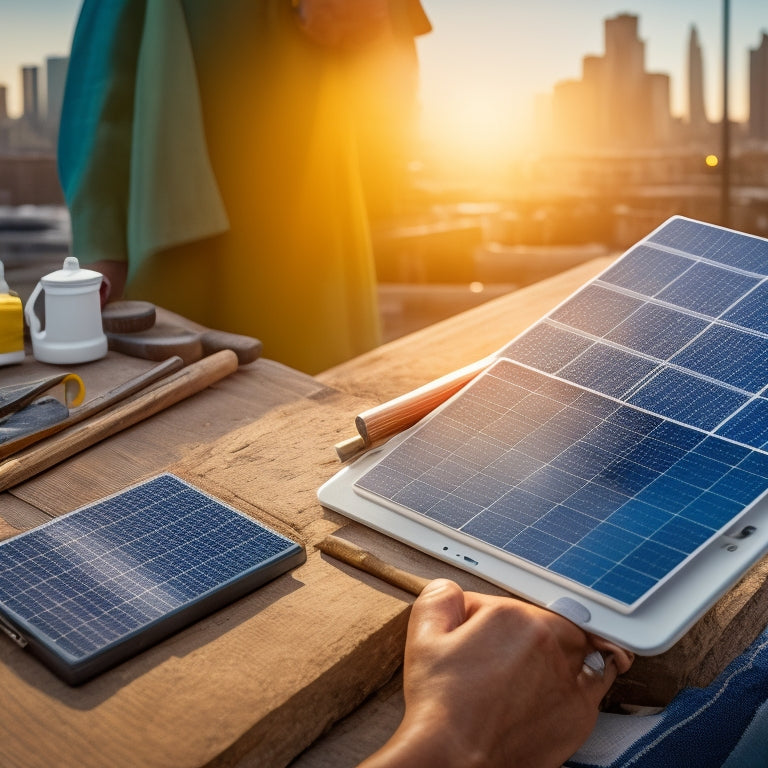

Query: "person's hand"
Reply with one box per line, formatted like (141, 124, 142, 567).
(87, 259, 127, 306)
(360, 579, 634, 768)
(292, 0, 392, 49)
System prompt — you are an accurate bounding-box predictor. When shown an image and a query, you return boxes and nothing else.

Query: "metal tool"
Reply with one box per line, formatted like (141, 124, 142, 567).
(0, 350, 238, 490)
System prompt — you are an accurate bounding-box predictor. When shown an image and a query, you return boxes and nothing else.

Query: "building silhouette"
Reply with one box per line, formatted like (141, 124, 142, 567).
(0, 58, 68, 203)
(749, 32, 768, 143)
(687, 25, 710, 140)
(21, 65, 40, 126)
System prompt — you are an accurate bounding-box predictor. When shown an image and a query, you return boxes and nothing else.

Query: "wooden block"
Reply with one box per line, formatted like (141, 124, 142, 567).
(106, 323, 263, 366)
(0, 547, 411, 768)
(106, 322, 204, 365)
(101, 300, 157, 333)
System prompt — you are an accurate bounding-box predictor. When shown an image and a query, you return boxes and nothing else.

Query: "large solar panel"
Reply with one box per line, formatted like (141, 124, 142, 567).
(354, 359, 768, 609)
(0, 474, 305, 684)
(318, 217, 768, 651)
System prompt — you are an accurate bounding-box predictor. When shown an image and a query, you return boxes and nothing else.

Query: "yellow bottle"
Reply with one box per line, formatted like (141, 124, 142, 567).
(0, 260, 25, 365)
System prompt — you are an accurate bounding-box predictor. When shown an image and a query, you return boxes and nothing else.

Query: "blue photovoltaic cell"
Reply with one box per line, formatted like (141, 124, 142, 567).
(605, 303, 708, 359)
(355, 218, 768, 609)
(716, 398, 768, 450)
(670, 325, 768, 393)
(558, 342, 658, 398)
(723, 281, 768, 334)
(648, 217, 768, 274)
(600, 244, 693, 296)
(499, 321, 593, 373)
(656, 262, 760, 317)
(627, 368, 749, 431)
(0, 474, 303, 679)
(550, 285, 643, 337)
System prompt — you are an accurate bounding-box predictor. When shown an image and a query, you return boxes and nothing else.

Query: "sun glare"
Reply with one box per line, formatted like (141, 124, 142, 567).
(420, 87, 524, 171)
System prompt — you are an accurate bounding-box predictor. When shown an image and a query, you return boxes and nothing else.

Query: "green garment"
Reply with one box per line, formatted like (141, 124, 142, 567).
(59, 0, 428, 374)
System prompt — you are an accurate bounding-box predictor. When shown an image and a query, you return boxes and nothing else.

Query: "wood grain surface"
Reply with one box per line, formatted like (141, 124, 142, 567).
(1, 258, 767, 768)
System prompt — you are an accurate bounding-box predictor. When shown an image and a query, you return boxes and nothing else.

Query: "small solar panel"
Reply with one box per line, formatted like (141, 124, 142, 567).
(0, 474, 305, 684)
(318, 217, 768, 652)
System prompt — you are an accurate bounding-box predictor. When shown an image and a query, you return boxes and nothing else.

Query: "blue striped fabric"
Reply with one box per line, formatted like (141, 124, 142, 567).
(567, 625, 768, 768)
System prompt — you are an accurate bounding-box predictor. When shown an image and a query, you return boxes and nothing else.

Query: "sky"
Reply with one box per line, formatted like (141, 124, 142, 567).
(1, 0, 766, 155)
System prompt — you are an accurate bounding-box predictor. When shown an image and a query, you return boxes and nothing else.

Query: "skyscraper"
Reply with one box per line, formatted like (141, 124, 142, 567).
(687, 25, 709, 139)
(21, 66, 39, 124)
(602, 13, 649, 146)
(0, 85, 7, 151)
(547, 13, 672, 151)
(749, 32, 768, 142)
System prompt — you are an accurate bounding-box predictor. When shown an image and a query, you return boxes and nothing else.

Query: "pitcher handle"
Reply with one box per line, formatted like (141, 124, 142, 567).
(24, 281, 45, 340)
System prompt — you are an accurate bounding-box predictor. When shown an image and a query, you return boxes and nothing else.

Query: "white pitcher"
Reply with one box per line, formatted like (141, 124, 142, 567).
(25, 256, 108, 364)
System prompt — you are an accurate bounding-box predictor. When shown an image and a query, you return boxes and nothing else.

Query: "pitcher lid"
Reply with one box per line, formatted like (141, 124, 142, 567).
(42, 257, 103, 287)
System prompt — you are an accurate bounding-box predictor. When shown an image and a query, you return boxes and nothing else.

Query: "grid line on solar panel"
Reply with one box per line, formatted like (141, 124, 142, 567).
(0, 475, 298, 660)
(547, 299, 768, 379)
(505, 304, 768, 446)
(656, 263, 761, 317)
(355, 359, 768, 607)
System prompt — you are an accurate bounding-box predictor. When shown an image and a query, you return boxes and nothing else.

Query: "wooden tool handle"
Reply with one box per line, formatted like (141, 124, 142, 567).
(317, 534, 431, 596)
(0, 350, 239, 492)
(335, 357, 491, 461)
(355, 358, 489, 445)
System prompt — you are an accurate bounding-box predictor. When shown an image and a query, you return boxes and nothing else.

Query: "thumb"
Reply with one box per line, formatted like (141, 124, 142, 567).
(588, 634, 635, 676)
(408, 579, 466, 640)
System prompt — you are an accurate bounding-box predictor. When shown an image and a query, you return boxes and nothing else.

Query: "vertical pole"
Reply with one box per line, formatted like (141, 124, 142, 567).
(721, 0, 731, 228)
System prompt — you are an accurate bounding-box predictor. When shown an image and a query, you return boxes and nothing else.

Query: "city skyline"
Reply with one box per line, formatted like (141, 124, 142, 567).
(1, 1, 766, 159)
(417, 0, 767, 162)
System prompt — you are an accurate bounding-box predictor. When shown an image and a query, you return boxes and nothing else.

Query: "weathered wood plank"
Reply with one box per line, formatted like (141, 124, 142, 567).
(0, 379, 512, 768)
(0, 549, 410, 768)
(290, 672, 405, 768)
(3, 257, 768, 768)
(0, 492, 52, 533)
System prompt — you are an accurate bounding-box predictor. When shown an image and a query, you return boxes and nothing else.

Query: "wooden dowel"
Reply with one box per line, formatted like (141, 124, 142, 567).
(0, 356, 184, 461)
(0, 350, 239, 492)
(317, 534, 431, 596)
(334, 434, 366, 462)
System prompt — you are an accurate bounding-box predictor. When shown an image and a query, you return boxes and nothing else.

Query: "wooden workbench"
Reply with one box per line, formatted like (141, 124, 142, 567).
(2, 258, 768, 768)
